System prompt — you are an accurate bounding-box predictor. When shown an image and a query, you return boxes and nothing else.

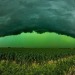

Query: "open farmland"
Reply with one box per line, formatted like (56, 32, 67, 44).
(0, 48, 75, 75)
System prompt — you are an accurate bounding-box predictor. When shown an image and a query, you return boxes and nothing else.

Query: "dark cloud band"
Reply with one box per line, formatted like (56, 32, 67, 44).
(0, 0, 75, 37)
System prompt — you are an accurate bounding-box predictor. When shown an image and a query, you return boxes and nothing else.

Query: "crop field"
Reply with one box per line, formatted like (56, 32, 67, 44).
(0, 48, 75, 75)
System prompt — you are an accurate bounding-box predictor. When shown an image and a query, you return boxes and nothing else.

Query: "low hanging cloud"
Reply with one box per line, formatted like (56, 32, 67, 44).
(0, 0, 75, 37)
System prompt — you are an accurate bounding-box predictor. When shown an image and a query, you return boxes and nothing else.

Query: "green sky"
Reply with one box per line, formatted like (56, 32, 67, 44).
(0, 32, 75, 48)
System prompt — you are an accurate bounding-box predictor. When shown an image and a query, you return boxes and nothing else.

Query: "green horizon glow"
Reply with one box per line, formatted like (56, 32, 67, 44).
(0, 32, 75, 48)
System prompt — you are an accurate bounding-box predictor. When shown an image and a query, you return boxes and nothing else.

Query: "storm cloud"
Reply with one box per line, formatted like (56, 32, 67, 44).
(0, 0, 75, 37)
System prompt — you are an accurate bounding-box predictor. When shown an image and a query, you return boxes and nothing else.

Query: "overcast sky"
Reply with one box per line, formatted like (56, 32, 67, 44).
(0, 0, 75, 48)
(0, 0, 75, 37)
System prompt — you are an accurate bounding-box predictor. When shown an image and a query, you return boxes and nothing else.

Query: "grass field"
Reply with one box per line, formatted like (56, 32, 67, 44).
(0, 48, 75, 75)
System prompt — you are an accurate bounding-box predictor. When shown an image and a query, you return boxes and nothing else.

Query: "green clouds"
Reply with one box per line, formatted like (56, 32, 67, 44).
(0, 32, 75, 48)
(0, 0, 75, 37)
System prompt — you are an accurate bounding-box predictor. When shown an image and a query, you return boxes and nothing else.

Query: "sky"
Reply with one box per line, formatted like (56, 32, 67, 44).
(0, 0, 75, 48)
(0, 0, 75, 37)
(0, 32, 75, 48)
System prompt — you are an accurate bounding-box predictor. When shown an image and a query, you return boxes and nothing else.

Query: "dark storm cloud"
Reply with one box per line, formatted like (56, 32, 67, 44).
(0, 0, 75, 37)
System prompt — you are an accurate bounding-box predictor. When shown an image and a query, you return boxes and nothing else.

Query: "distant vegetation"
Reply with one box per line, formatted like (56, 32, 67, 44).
(0, 48, 75, 75)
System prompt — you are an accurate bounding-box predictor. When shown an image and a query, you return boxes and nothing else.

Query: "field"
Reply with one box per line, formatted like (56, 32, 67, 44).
(0, 48, 75, 75)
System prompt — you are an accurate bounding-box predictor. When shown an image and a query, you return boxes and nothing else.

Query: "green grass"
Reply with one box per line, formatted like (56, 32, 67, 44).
(0, 48, 75, 63)
(0, 56, 75, 75)
(0, 48, 75, 75)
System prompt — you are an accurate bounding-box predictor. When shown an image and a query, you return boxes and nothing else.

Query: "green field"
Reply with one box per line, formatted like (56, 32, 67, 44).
(0, 48, 75, 75)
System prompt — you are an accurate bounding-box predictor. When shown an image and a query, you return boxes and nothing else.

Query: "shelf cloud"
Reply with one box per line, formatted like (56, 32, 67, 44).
(0, 0, 75, 37)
